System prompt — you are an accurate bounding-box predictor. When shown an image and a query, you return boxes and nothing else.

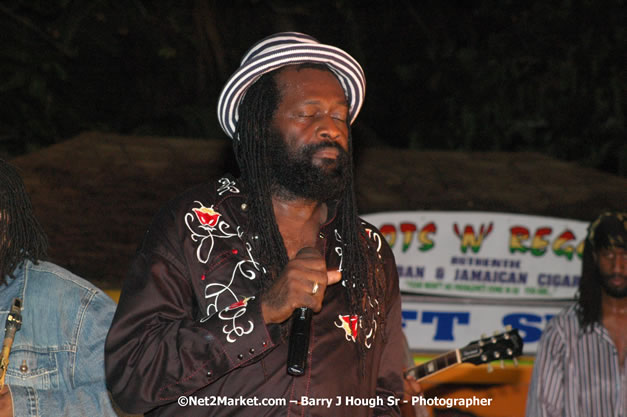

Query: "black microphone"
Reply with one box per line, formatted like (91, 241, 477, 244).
(287, 307, 312, 376)
(286, 247, 319, 376)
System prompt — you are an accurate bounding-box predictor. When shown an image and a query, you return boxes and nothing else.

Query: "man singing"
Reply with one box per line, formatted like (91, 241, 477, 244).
(105, 32, 405, 416)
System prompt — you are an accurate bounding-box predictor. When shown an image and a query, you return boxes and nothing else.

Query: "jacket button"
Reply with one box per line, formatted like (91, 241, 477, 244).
(241, 203, 248, 211)
(249, 348, 255, 354)
(20, 360, 28, 373)
(207, 370, 213, 378)
(318, 232, 325, 239)
(238, 354, 244, 360)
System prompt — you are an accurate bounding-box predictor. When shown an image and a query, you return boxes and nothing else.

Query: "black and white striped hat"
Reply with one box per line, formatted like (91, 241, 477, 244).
(217, 32, 366, 139)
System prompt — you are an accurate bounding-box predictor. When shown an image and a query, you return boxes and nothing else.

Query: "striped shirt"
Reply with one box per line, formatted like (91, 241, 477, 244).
(526, 304, 626, 417)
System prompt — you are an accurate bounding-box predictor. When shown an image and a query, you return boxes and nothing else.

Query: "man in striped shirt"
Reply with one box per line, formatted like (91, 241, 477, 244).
(526, 212, 627, 417)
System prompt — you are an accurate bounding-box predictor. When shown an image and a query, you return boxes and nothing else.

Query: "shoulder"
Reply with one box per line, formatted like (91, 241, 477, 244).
(358, 217, 400, 299)
(358, 217, 395, 261)
(151, 175, 246, 230)
(140, 175, 246, 246)
(23, 260, 116, 314)
(538, 303, 579, 348)
(545, 304, 579, 332)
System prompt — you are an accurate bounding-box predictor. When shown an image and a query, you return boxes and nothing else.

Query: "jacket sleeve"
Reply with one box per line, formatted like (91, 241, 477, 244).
(104, 206, 279, 414)
(373, 236, 405, 417)
(525, 318, 565, 417)
(10, 291, 119, 417)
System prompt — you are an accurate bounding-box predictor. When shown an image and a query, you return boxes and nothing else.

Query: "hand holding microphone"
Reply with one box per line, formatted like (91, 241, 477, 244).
(259, 247, 341, 376)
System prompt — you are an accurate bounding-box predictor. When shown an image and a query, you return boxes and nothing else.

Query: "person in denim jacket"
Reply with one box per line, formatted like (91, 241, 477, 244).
(0, 160, 118, 417)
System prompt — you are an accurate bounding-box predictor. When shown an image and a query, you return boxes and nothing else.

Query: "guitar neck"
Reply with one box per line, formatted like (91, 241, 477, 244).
(406, 349, 461, 381)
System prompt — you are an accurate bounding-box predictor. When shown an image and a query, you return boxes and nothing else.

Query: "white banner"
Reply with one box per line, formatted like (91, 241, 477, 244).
(363, 211, 587, 299)
(401, 296, 570, 354)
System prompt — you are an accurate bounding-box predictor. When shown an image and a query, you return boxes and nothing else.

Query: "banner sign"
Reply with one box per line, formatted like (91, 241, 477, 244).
(401, 296, 570, 354)
(363, 211, 588, 300)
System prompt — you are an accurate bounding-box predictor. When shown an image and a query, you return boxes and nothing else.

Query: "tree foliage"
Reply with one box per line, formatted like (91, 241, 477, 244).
(1, 0, 625, 175)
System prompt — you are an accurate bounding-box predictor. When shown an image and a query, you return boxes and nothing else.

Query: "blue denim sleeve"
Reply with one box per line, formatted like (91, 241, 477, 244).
(9, 290, 119, 417)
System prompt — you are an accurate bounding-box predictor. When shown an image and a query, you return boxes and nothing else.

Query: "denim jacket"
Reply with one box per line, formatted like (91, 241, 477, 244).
(1, 260, 118, 416)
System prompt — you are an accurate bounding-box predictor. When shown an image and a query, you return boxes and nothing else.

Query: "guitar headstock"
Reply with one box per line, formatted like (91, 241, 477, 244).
(459, 326, 523, 366)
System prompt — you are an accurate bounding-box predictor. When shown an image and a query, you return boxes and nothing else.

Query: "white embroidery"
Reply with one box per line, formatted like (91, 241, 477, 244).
(363, 318, 377, 349)
(217, 177, 240, 195)
(186, 195, 264, 343)
(334, 229, 345, 273)
(218, 296, 255, 343)
(185, 202, 237, 264)
(364, 227, 383, 252)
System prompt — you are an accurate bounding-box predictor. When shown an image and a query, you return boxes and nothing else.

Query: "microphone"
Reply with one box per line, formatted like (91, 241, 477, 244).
(286, 247, 319, 376)
(287, 306, 312, 376)
(0, 298, 22, 389)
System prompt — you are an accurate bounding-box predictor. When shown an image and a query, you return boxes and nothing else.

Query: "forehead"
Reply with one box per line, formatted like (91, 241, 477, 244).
(274, 66, 348, 106)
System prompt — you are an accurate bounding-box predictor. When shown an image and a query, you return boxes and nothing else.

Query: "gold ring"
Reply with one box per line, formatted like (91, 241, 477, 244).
(312, 281, 319, 295)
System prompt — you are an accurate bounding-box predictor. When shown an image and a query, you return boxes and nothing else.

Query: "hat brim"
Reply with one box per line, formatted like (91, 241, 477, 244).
(217, 40, 365, 139)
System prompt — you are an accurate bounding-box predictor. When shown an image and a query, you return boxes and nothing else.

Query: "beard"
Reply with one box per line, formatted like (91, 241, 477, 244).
(267, 130, 351, 202)
(598, 271, 627, 298)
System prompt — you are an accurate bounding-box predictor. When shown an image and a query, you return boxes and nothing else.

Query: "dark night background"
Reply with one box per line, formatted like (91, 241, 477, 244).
(1, 0, 626, 176)
(2, 5, 624, 413)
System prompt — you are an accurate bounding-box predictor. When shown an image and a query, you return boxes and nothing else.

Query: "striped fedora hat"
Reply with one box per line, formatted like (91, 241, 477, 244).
(217, 32, 366, 139)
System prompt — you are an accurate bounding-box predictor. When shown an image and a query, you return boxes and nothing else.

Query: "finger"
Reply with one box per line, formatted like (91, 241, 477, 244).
(293, 247, 326, 273)
(300, 291, 323, 312)
(326, 269, 342, 285)
(295, 246, 322, 259)
(407, 380, 423, 395)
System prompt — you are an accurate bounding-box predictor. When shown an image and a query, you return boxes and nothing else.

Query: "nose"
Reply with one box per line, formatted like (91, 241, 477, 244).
(316, 115, 345, 145)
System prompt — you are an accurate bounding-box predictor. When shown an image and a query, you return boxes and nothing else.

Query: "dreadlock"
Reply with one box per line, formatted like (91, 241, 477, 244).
(0, 160, 48, 285)
(576, 237, 603, 330)
(576, 211, 627, 330)
(233, 65, 387, 359)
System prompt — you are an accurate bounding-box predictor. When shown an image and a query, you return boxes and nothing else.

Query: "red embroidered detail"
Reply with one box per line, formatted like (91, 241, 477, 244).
(201, 274, 206, 281)
(192, 206, 221, 227)
(338, 315, 359, 339)
(232, 249, 238, 254)
(226, 296, 252, 311)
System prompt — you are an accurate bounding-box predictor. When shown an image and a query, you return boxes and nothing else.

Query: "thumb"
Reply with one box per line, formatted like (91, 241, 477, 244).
(327, 269, 342, 286)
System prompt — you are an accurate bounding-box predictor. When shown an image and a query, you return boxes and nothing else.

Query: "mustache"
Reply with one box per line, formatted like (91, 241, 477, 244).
(302, 141, 348, 156)
(606, 274, 625, 280)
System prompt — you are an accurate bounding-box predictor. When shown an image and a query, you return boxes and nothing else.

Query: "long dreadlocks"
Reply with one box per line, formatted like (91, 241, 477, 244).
(232, 64, 387, 355)
(0, 160, 48, 285)
(576, 211, 627, 330)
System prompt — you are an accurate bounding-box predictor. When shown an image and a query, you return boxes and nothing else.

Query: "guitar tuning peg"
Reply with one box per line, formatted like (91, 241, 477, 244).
(505, 324, 512, 331)
(481, 353, 488, 363)
(506, 348, 513, 357)
(493, 351, 501, 359)
(487, 363, 494, 373)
